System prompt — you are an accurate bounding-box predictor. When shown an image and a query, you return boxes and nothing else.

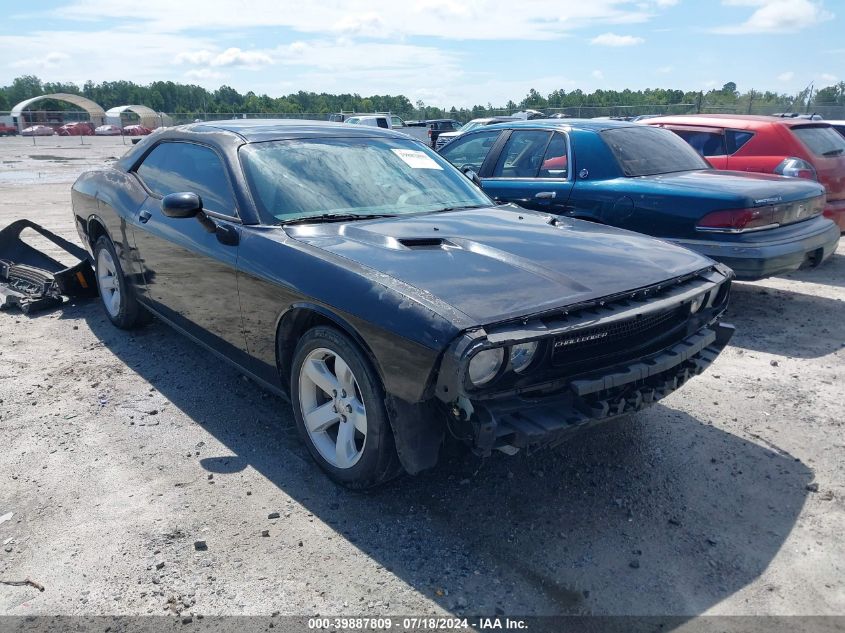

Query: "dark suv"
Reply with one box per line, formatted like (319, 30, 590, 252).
(426, 119, 462, 148)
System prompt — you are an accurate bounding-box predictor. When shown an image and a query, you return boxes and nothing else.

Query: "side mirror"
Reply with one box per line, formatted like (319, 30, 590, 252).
(462, 168, 482, 187)
(161, 192, 203, 218)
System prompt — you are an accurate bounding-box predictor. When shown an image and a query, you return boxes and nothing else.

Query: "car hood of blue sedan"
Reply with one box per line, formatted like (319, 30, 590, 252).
(285, 205, 716, 325)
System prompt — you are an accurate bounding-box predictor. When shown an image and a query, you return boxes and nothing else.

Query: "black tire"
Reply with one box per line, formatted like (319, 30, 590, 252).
(290, 326, 403, 489)
(93, 235, 151, 329)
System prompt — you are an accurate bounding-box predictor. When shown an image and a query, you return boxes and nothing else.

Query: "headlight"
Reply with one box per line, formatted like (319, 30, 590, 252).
(690, 292, 706, 314)
(468, 348, 504, 386)
(510, 342, 538, 373)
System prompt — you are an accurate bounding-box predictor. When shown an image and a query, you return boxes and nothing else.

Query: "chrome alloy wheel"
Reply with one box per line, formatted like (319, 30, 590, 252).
(298, 347, 368, 469)
(97, 248, 121, 317)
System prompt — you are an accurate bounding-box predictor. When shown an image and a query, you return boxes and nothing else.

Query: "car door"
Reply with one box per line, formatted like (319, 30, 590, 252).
(129, 141, 246, 353)
(479, 130, 574, 212)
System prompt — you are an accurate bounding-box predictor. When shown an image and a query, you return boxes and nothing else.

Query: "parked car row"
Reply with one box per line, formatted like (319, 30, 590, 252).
(435, 116, 842, 279)
(338, 112, 462, 147)
(13, 122, 155, 137)
(72, 119, 737, 488)
(643, 115, 845, 231)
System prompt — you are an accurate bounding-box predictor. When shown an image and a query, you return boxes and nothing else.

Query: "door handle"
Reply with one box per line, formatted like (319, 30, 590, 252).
(535, 191, 556, 199)
(139, 210, 152, 223)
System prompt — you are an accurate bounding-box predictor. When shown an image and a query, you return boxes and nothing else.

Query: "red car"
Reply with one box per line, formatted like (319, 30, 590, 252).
(58, 122, 95, 136)
(122, 124, 152, 136)
(644, 115, 845, 231)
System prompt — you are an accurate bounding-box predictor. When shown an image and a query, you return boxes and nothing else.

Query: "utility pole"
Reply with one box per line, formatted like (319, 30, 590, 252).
(747, 90, 755, 114)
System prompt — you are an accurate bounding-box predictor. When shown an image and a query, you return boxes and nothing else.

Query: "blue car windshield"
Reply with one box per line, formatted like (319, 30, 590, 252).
(601, 126, 711, 177)
(240, 137, 492, 223)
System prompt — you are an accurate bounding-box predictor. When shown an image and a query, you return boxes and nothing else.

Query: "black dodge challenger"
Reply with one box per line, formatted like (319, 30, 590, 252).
(71, 120, 734, 488)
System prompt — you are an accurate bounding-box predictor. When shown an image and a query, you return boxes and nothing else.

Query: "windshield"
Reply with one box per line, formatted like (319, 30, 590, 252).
(601, 126, 711, 176)
(458, 121, 483, 133)
(240, 137, 492, 223)
(792, 125, 845, 157)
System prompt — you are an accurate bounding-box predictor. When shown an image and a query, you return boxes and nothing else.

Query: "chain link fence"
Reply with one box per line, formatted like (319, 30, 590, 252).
(3, 102, 845, 131)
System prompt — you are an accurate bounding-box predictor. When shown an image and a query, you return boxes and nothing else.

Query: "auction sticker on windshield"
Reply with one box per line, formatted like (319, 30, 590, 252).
(391, 149, 443, 169)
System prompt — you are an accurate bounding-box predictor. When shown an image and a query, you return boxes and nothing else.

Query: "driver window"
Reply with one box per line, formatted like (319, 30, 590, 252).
(492, 131, 552, 178)
(136, 142, 237, 217)
(438, 130, 501, 174)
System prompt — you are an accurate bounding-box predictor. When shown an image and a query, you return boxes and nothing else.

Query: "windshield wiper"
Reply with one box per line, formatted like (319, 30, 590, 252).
(428, 204, 489, 214)
(822, 148, 844, 157)
(282, 213, 396, 226)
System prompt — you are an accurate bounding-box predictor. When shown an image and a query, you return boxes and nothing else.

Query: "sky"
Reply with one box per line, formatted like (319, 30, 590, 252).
(0, 0, 841, 108)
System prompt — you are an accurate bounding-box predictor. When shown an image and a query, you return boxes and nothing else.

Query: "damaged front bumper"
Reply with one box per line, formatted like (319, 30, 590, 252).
(433, 265, 735, 455)
(0, 220, 97, 314)
(469, 322, 734, 453)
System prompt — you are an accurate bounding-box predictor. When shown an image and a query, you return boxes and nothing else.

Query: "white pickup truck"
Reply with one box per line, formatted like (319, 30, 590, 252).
(340, 114, 431, 144)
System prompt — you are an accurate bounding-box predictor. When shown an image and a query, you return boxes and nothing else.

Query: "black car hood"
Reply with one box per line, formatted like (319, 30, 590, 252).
(285, 206, 715, 325)
(634, 169, 826, 204)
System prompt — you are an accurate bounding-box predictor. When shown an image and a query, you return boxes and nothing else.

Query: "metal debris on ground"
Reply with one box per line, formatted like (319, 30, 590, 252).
(0, 578, 45, 592)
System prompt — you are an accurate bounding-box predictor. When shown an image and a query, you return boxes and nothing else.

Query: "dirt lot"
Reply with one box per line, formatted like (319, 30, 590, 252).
(0, 136, 843, 618)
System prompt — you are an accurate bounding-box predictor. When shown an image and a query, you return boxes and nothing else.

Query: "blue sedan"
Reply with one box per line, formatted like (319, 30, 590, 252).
(437, 120, 840, 280)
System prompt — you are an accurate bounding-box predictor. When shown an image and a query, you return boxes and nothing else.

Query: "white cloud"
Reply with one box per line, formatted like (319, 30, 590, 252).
(0, 28, 219, 87)
(819, 73, 838, 83)
(176, 47, 272, 68)
(715, 0, 833, 34)
(9, 51, 69, 69)
(654, 0, 679, 6)
(211, 48, 272, 68)
(51, 0, 667, 41)
(592, 69, 605, 79)
(175, 50, 214, 65)
(777, 71, 794, 81)
(590, 32, 645, 46)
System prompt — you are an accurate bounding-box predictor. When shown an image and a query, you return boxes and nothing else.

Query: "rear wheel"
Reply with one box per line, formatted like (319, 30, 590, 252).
(93, 235, 150, 329)
(290, 326, 402, 489)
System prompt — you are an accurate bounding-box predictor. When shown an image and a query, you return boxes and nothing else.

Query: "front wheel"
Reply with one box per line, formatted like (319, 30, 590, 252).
(93, 235, 150, 329)
(290, 326, 402, 489)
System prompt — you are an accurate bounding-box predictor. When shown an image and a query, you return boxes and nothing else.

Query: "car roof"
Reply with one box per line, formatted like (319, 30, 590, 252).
(482, 118, 639, 132)
(644, 114, 835, 130)
(180, 118, 409, 142)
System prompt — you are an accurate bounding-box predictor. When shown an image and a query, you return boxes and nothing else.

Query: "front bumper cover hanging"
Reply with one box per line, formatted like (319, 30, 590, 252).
(0, 219, 98, 314)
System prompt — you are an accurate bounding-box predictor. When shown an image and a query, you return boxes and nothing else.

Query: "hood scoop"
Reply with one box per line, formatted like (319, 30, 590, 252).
(398, 237, 457, 250)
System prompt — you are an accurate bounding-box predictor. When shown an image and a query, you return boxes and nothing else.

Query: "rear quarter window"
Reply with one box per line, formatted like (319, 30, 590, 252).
(726, 130, 754, 154)
(791, 125, 845, 158)
(672, 129, 726, 157)
(601, 126, 711, 177)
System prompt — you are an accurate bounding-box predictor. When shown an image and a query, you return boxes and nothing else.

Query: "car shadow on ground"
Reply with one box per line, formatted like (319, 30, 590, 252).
(780, 251, 845, 290)
(726, 281, 845, 359)
(74, 302, 813, 617)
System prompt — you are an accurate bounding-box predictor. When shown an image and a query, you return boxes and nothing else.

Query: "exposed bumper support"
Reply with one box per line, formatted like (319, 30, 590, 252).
(0, 220, 98, 314)
(469, 322, 734, 454)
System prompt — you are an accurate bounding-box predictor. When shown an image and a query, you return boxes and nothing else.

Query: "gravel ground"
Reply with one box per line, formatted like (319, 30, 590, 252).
(0, 136, 843, 618)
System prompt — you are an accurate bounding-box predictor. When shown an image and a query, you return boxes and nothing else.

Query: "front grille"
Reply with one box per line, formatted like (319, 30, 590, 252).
(551, 306, 688, 370)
